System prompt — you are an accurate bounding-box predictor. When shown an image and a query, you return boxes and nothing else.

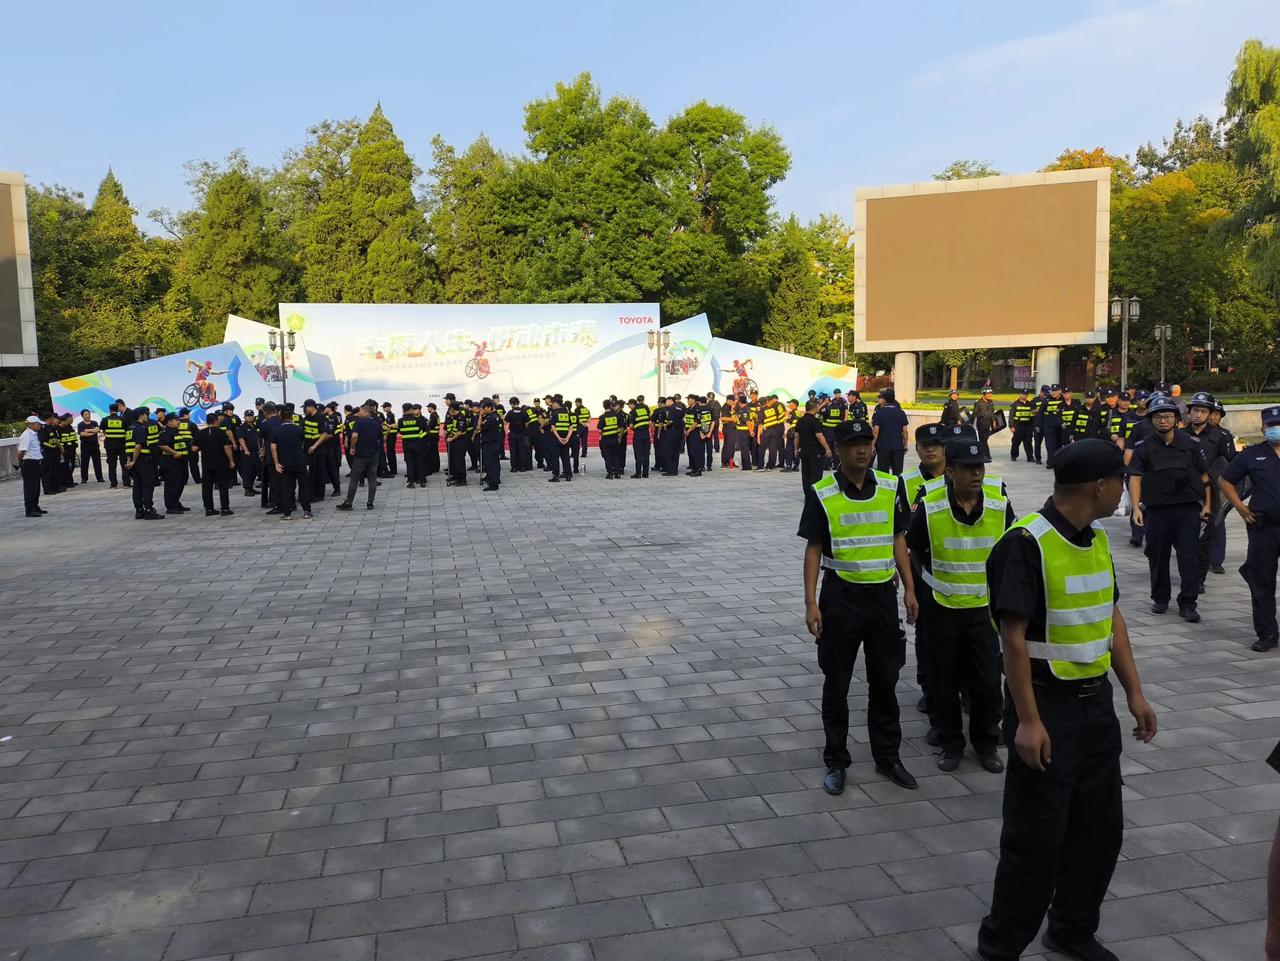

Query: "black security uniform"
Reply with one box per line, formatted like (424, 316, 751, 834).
(102, 409, 130, 486)
(1187, 407, 1235, 589)
(158, 424, 190, 511)
(1009, 396, 1035, 462)
(399, 407, 426, 486)
(479, 405, 502, 490)
(237, 421, 260, 494)
(631, 402, 651, 477)
(1221, 420, 1280, 650)
(1128, 420, 1209, 613)
(797, 466, 911, 770)
(978, 498, 1124, 961)
(197, 422, 233, 513)
(506, 405, 528, 471)
(128, 419, 157, 516)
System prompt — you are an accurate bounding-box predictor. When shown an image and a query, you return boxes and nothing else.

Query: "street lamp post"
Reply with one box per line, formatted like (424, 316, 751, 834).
(1154, 324, 1173, 386)
(647, 329, 671, 400)
(133, 345, 159, 363)
(832, 330, 847, 367)
(1109, 295, 1140, 392)
(268, 328, 297, 405)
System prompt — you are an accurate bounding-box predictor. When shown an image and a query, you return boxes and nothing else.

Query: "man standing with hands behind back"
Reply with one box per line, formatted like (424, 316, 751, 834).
(976, 439, 1157, 961)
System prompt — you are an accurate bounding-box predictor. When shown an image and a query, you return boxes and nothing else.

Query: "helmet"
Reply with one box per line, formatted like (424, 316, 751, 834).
(1145, 396, 1180, 418)
(1187, 391, 1217, 411)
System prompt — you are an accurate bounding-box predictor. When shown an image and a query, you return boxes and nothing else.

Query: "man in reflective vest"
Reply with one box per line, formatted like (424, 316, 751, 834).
(907, 438, 1013, 774)
(977, 439, 1157, 961)
(598, 399, 625, 479)
(397, 402, 425, 489)
(797, 420, 920, 794)
(901, 423, 947, 717)
(629, 396, 651, 478)
(1008, 389, 1036, 463)
(102, 400, 130, 488)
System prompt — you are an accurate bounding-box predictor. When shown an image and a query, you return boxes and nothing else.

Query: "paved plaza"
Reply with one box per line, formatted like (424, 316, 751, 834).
(0, 452, 1274, 961)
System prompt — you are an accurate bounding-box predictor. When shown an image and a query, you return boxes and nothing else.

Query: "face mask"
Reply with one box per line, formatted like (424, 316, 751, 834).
(1266, 427, 1280, 444)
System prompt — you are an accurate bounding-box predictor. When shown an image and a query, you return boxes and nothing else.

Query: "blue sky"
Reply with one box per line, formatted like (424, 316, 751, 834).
(6, 0, 1277, 229)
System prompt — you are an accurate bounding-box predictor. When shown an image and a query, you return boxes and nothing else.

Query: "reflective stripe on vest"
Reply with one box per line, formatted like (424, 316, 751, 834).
(921, 485, 1006, 609)
(1006, 513, 1113, 679)
(600, 414, 621, 438)
(821, 406, 843, 428)
(554, 411, 572, 433)
(902, 467, 930, 509)
(631, 405, 649, 429)
(147, 424, 159, 449)
(813, 471, 898, 584)
(399, 417, 422, 440)
(303, 419, 321, 441)
(103, 415, 127, 440)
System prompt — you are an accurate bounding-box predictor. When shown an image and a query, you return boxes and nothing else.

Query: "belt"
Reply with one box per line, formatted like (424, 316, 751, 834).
(1032, 671, 1107, 697)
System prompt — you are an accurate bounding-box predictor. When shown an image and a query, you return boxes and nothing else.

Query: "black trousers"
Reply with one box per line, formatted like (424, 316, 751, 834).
(1042, 425, 1063, 463)
(402, 444, 425, 484)
(600, 437, 623, 476)
(481, 441, 501, 488)
(632, 433, 650, 476)
(924, 605, 1001, 754)
(424, 436, 441, 476)
(260, 452, 276, 507)
(384, 436, 398, 475)
(80, 445, 102, 482)
(131, 458, 156, 511)
(307, 452, 328, 498)
(277, 464, 310, 515)
(1144, 503, 1200, 607)
(816, 578, 905, 768)
(1243, 521, 1280, 644)
(551, 438, 573, 478)
(763, 426, 784, 468)
(238, 452, 260, 492)
(202, 466, 231, 512)
(447, 440, 469, 484)
(162, 460, 187, 510)
(684, 434, 703, 473)
(21, 459, 41, 513)
(41, 455, 61, 494)
(978, 677, 1123, 961)
(326, 442, 342, 489)
(346, 453, 380, 502)
(799, 452, 825, 492)
(875, 448, 905, 475)
(188, 454, 202, 483)
(1010, 425, 1033, 461)
(104, 441, 127, 485)
(508, 432, 527, 471)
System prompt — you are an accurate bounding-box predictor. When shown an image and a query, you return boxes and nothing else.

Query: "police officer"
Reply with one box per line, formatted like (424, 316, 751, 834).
(126, 407, 162, 520)
(1008, 388, 1036, 462)
(1185, 391, 1235, 590)
(157, 411, 190, 514)
(977, 439, 1157, 961)
(972, 387, 996, 456)
(102, 400, 130, 488)
(1038, 384, 1065, 464)
(1128, 395, 1212, 622)
(1220, 406, 1280, 651)
(479, 398, 502, 491)
(798, 420, 920, 793)
(908, 437, 1012, 774)
(941, 389, 962, 428)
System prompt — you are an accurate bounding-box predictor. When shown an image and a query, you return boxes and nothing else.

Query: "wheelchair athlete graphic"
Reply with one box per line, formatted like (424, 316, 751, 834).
(184, 359, 228, 409)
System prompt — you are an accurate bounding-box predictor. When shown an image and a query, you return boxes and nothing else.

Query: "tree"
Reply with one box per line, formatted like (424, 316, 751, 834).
(183, 168, 289, 342)
(1043, 147, 1136, 188)
(933, 159, 1001, 181)
(762, 219, 824, 357)
(1226, 39, 1280, 304)
(1136, 116, 1235, 180)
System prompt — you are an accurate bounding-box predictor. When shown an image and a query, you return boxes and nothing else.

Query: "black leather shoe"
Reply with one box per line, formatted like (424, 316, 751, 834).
(205, 509, 220, 516)
(1129, 538, 1143, 547)
(937, 753, 960, 772)
(1252, 636, 1278, 652)
(925, 727, 944, 747)
(1179, 606, 1200, 623)
(875, 761, 918, 789)
(334, 502, 353, 511)
(978, 752, 1005, 774)
(1041, 933, 1119, 961)
(1150, 601, 1168, 614)
(220, 509, 234, 517)
(822, 767, 845, 795)
(1211, 564, 1226, 575)
(25, 511, 41, 518)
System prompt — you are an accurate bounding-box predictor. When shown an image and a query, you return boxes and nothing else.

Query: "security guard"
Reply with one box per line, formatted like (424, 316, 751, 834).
(1076, 390, 1099, 440)
(1119, 390, 1150, 547)
(59, 412, 78, 488)
(798, 420, 920, 793)
(977, 439, 1157, 961)
(77, 409, 103, 483)
(735, 394, 755, 471)
(1008, 389, 1036, 463)
(479, 398, 502, 491)
(220, 401, 242, 434)
(1059, 387, 1080, 443)
(1031, 385, 1049, 464)
(423, 402, 442, 478)
(397, 403, 424, 488)
(820, 390, 846, 466)
(39, 413, 63, 495)
(237, 410, 261, 495)
(547, 396, 574, 481)
(379, 402, 398, 476)
(848, 390, 869, 424)
(908, 438, 1012, 774)
(630, 396, 651, 478)
(126, 407, 162, 520)
(102, 400, 130, 488)
(782, 398, 800, 471)
(1038, 384, 1065, 464)
(527, 397, 545, 470)
(903, 423, 947, 715)
(175, 408, 201, 484)
(575, 398, 591, 468)
(1220, 406, 1280, 651)
(1185, 391, 1235, 590)
(665, 395, 687, 476)
(157, 411, 190, 514)
(302, 400, 331, 500)
(597, 399, 624, 478)
(1128, 395, 1212, 622)
(506, 398, 528, 472)
(491, 394, 508, 461)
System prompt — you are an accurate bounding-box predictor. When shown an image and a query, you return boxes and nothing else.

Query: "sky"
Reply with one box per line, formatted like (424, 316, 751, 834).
(5, 0, 1278, 230)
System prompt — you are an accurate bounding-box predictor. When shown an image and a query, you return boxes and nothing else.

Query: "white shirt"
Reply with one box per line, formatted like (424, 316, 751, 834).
(17, 428, 42, 460)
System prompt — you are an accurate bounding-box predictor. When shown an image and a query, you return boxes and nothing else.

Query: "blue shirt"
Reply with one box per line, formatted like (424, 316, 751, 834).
(1222, 442, 1280, 517)
(272, 421, 306, 468)
(349, 415, 383, 459)
(871, 403, 909, 451)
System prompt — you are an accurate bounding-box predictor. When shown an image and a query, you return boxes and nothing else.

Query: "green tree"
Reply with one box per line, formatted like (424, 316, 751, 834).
(1043, 147, 1136, 188)
(933, 159, 1001, 180)
(183, 168, 289, 342)
(1135, 116, 1235, 180)
(762, 219, 824, 356)
(1226, 39, 1280, 303)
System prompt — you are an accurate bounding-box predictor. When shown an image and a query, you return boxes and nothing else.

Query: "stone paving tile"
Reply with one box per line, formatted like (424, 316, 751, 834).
(0, 457, 1274, 959)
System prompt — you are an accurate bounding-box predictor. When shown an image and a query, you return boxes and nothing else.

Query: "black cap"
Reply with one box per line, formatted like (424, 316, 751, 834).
(833, 421, 873, 444)
(444, 392, 456, 401)
(944, 439, 990, 465)
(1263, 406, 1280, 427)
(915, 423, 944, 444)
(178, 407, 190, 415)
(1048, 438, 1125, 483)
(481, 398, 495, 408)
(945, 425, 979, 443)
(1084, 390, 1096, 398)
(402, 402, 413, 411)
(164, 411, 179, 422)
(254, 397, 265, 405)
(304, 399, 317, 409)
(1104, 388, 1118, 398)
